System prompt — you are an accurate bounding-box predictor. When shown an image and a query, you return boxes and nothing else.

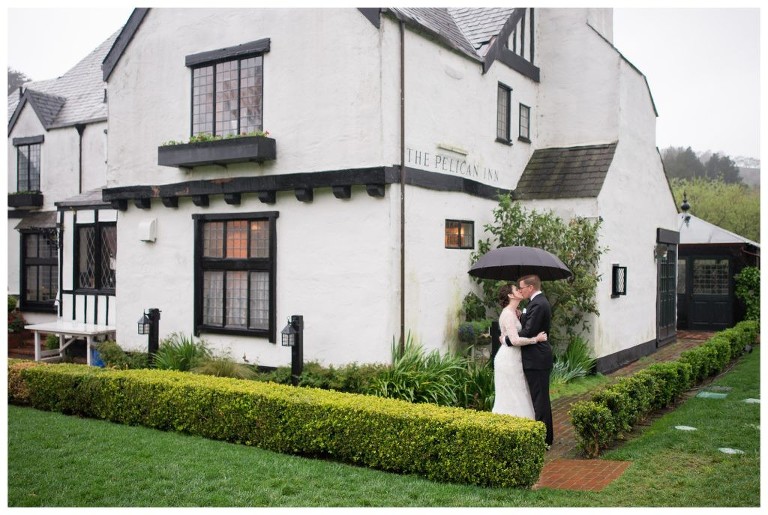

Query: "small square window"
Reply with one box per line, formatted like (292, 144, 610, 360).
(612, 265, 627, 297)
(519, 104, 531, 142)
(445, 220, 474, 249)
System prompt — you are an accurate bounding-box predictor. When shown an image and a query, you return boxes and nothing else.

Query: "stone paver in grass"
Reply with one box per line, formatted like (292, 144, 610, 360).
(674, 425, 698, 431)
(718, 448, 745, 455)
(704, 386, 733, 392)
(743, 398, 760, 404)
(696, 391, 728, 399)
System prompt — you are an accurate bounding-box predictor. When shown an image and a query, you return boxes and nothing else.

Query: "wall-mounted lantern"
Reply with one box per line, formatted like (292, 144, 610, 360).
(138, 308, 161, 359)
(611, 265, 627, 297)
(137, 312, 151, 335)
(281, 315, 304, 385)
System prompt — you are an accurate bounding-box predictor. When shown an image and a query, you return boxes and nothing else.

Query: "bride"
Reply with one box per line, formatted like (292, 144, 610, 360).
(492, 283, 547, 418)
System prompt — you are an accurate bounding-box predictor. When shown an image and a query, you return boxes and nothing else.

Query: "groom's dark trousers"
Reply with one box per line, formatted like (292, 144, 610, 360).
(507, 293, 554, 446)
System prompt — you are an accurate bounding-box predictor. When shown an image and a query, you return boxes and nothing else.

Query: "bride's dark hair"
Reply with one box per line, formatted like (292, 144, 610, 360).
(497, 283, 515, 307)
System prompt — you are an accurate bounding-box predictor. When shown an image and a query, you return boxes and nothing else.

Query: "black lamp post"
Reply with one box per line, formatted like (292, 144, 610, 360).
(138, 308, 161, 360)
(281, 315, 304, 386)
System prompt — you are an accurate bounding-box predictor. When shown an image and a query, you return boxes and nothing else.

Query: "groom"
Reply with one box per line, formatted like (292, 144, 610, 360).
(506, 274, 554, 447)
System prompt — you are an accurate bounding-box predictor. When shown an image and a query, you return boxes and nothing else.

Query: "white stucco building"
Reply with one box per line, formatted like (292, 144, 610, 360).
(9, 7, 681, 373)
(8, 32, 120, 328)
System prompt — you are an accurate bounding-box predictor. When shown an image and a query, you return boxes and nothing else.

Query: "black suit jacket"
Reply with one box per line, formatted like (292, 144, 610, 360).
(518, 293, 553, 370)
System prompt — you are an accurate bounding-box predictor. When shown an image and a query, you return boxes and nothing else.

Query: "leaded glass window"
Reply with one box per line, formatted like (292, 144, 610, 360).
(496, 83, 511, 143)
(693, 258, 729, 295)
(192, 55, 263, 138)
(445, 220, 474, 249)
(22, 232, 58, 309)
(17, 143, 41, 192)
(76, 223, 116, 292)
(195, 212, 277, 340)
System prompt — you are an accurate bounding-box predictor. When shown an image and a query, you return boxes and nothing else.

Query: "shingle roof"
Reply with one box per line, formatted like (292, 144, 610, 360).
(8, 30, 121, 130)
(514, 142, 618, 199)
(448, 7, 516, 56)
(390, 8, 479, 59)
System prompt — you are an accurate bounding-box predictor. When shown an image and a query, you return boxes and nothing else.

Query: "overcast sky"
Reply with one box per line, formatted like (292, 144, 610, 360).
(4, 5, 763, 160)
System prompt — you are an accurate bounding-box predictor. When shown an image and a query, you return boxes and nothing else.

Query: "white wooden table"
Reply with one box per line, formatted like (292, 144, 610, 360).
(25, 321, 116, 366)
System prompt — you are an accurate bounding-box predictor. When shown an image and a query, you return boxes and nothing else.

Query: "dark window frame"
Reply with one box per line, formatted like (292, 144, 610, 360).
(611, 264, 627, 297)
(445, 220, 474, 249)
(20, 230, 58, 313)
(496, 83, 512, 145)
(193, 211, 279, 342)
(187, 38, 269, 138)
(15, 141, 42, 193)
(518, 103, 531, 143)
(73, 222, 117, 295)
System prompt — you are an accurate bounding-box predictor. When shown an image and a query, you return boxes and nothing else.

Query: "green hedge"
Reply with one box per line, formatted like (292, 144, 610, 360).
(9, 362, 546, 488)
(570, 320, 759, 458)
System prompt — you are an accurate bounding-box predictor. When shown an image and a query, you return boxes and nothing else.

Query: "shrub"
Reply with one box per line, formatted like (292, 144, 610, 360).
(569, 401, 615, 458)
(192, 355, 257, 379)
(571, 320, 759, 457)
(12, 363, 546, 488)
(457, 359, 495, 411)
(8, 360, 45, 405)
(8, 310, 27, 333)
(45, 334, 59, 350)
(95, 340, 149, 369)
(153, 332, 211, 371)
(8, 295, 18, 313)
(461, 292, 486, 321)
(367, 336, 466, 406)
(735, 266, 759, 321)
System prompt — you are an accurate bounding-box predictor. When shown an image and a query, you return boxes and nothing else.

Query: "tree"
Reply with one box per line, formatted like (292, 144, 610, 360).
(661, 146, 705, 180)
(671, 178, 760, 242)
(8, 67, 32, 95)
(470, 195, 606, 347)
(703, 153, 741, 184)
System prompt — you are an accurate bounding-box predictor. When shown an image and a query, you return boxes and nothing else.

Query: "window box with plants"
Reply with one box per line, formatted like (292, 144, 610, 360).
(157, 131, 276, 168)
(8, 191, 44, 208)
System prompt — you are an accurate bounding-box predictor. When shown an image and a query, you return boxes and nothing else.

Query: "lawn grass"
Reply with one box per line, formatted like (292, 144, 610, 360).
(7, 346, 760, 507)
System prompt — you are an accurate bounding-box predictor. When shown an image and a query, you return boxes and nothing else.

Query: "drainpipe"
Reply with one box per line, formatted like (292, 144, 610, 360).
(75, 123, 86, 194)
(399, 20, 406, 353)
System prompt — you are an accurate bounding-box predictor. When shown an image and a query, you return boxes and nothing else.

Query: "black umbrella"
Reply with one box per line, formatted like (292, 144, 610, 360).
(468, 246, 572, 281)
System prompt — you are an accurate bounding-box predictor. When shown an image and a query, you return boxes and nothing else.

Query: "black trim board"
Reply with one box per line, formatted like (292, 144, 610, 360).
(185, 38, 271, 67)
(594, 337, 659, 374)
(103, 8, 150, 81)
(13, 135, 44, 146)
(102, 166, 510, 209)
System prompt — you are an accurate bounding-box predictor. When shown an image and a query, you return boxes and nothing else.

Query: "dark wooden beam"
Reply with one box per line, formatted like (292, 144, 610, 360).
(224, 192, 241, 205)
(366, 184, 385, 197)
(161, 196, 178, 208)
(295, 187, 313, 202)
(332, 185, 352, 199)
(192, 195, 209, 207)
(134, 198, 151, 209)
(258, 191, 276, 204)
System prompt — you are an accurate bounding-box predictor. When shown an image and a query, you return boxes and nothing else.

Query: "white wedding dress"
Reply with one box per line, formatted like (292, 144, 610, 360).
(492, 306, 536, 419)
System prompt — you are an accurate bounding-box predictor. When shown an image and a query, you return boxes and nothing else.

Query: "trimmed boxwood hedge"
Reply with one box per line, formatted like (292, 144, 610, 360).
(570, 320, 759, 457)
(8, 361, 546, 488)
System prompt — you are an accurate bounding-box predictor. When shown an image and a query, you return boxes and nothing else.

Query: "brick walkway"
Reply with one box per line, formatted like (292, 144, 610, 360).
(533, 330, 715, 491)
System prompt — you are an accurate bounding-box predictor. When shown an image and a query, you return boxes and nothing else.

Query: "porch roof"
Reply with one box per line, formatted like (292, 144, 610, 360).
(678, 213, 760, 248)
(14, 210, 58, 231)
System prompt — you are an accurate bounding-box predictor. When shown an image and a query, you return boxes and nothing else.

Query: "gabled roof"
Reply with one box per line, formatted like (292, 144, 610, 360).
(448, 7, 516, 56)
(678, 213, 760, 248)
(514, 142, 618, 200)
(388, 8, 479, 60)
(8, 29, 121, 133)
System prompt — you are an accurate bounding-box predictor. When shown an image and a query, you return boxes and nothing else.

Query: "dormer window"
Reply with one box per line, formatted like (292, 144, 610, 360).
(187, 38, 270, 138)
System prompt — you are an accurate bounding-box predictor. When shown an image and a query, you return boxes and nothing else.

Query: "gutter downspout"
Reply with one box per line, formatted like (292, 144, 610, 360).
(399, 20, 406, 353)
(75, 123, 86, 194)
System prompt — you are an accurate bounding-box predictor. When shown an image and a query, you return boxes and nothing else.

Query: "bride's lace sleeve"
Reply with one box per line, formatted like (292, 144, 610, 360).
(501, 310, 536, 346)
